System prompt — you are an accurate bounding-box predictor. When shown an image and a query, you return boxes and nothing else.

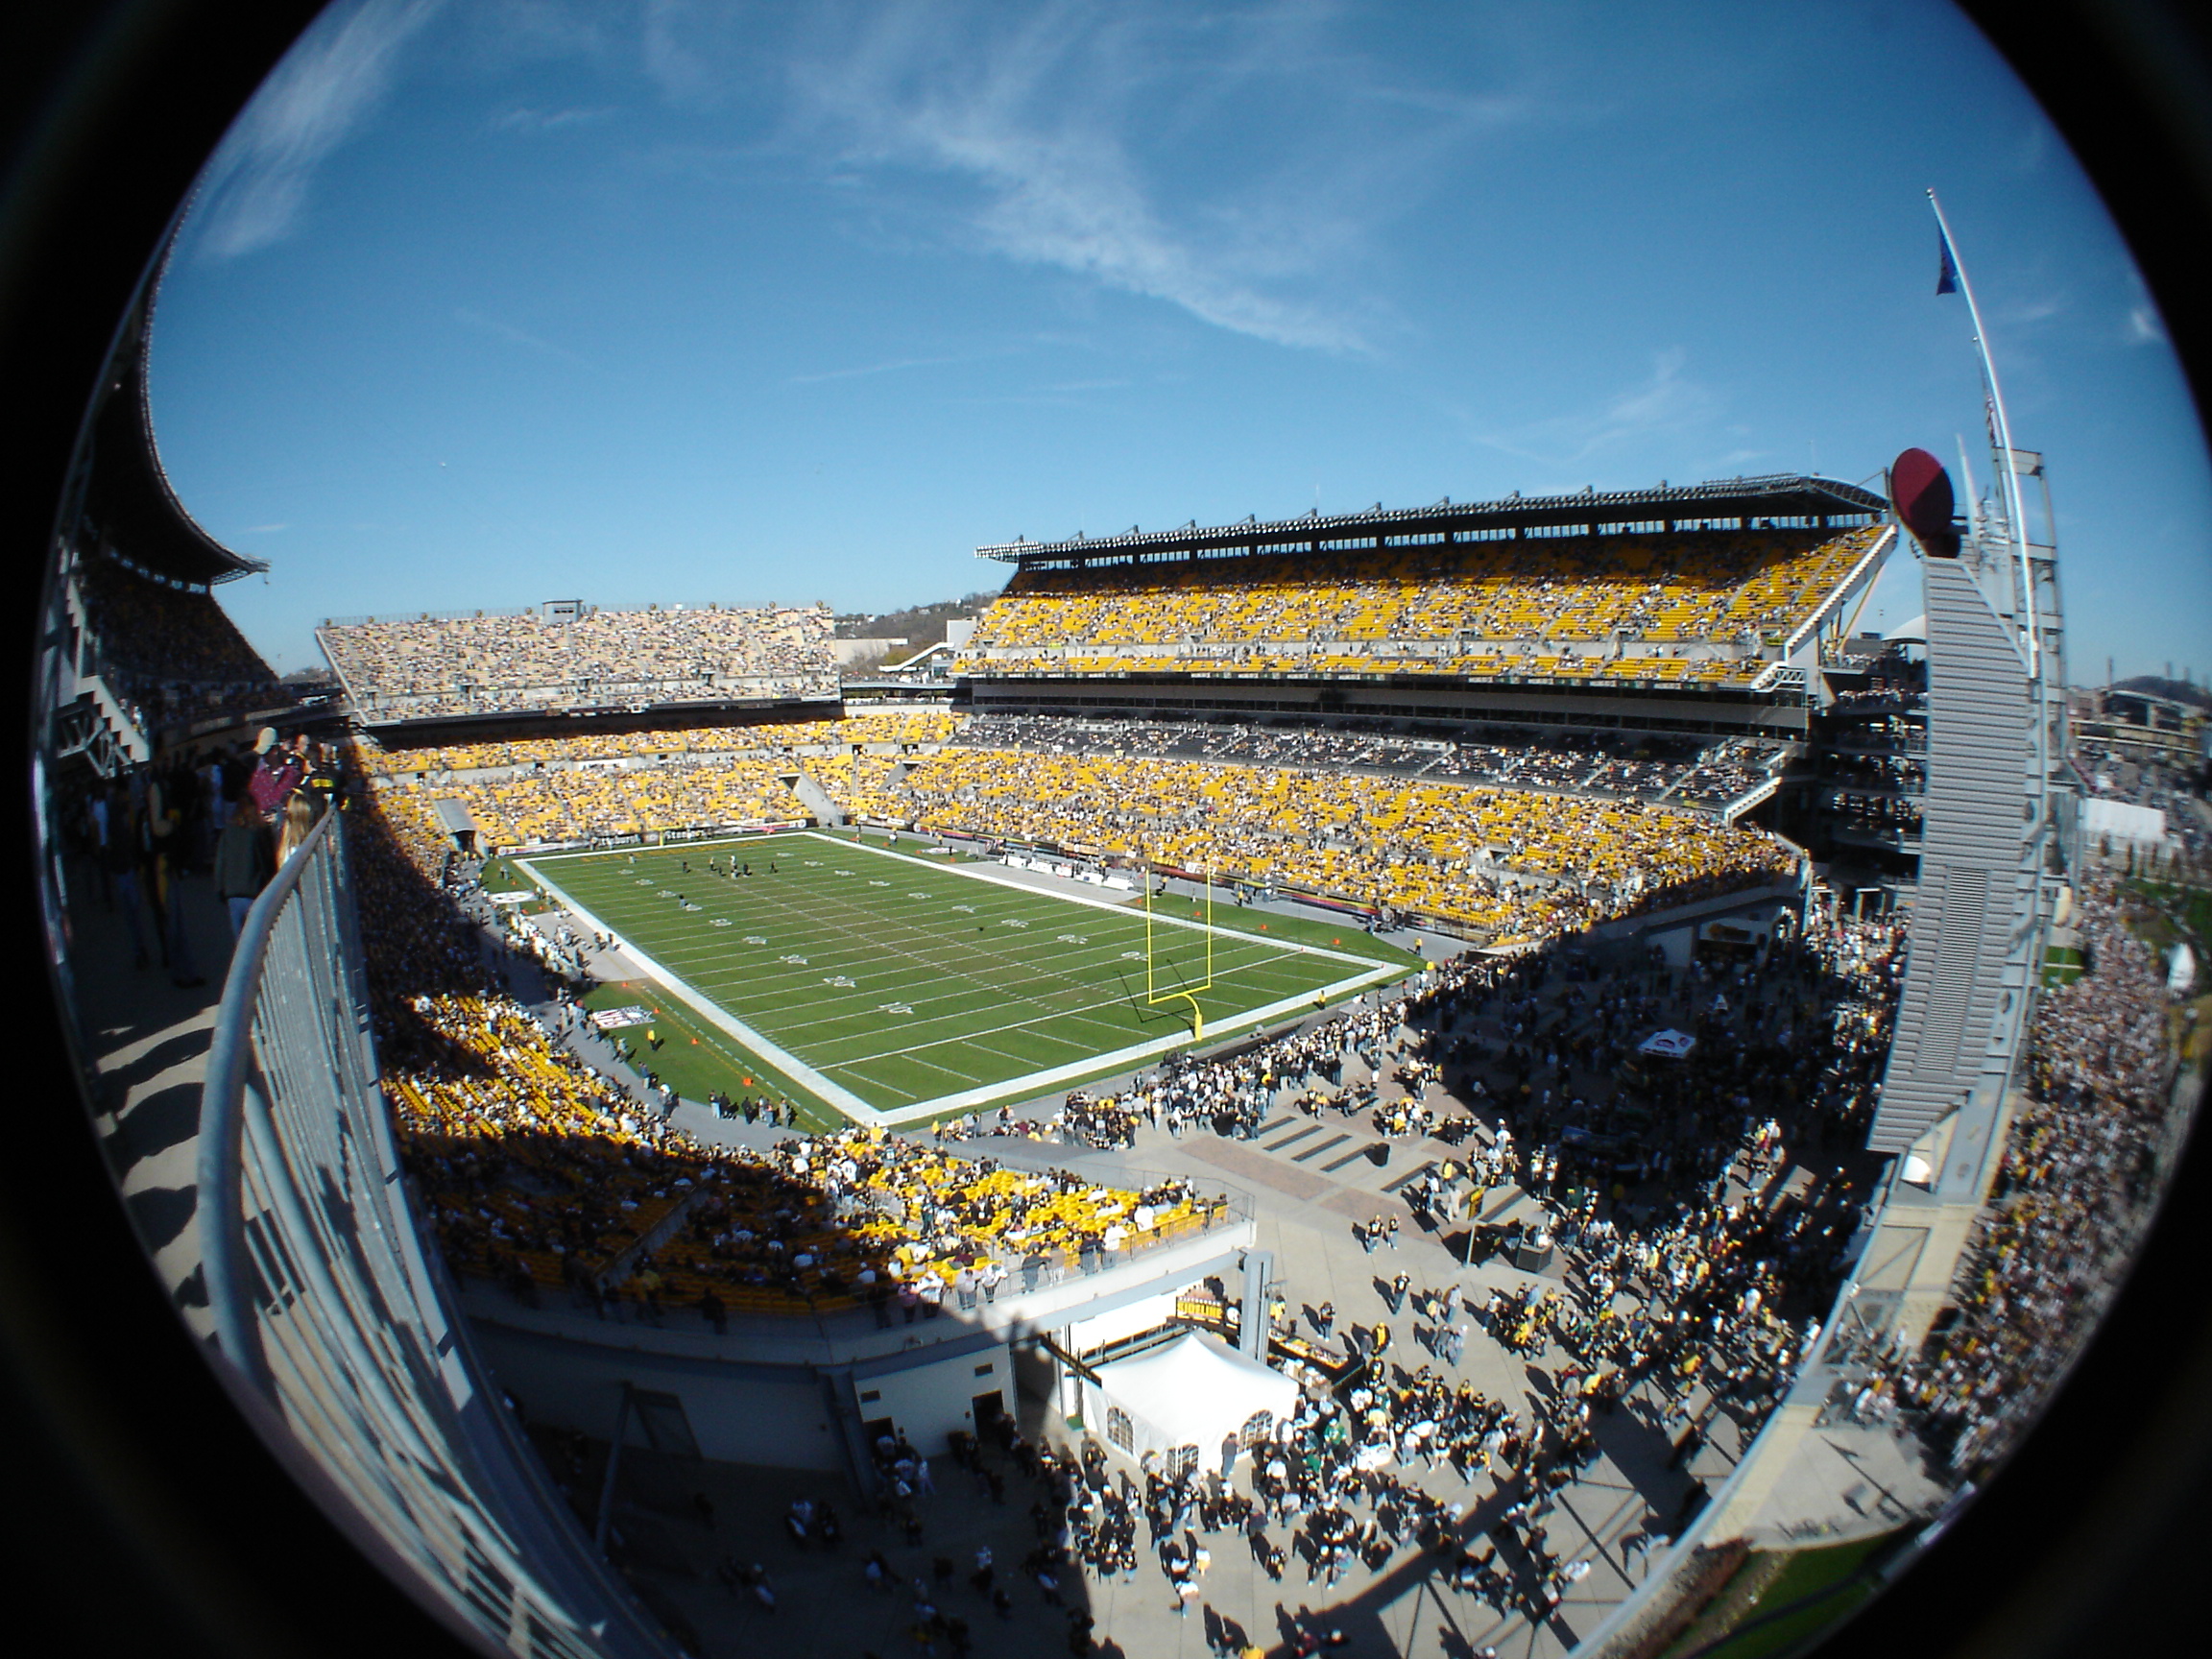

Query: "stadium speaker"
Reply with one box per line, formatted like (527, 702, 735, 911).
(1889, 446, 1960, 557)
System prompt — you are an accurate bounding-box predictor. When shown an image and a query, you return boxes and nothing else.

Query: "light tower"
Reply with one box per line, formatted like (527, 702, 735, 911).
(1857, 198, 2073, 1351)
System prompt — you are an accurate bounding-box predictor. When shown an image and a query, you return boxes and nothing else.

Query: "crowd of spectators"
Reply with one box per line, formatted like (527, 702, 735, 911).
(1877, 873, 2191, 1476)
(1666, 740, 1785, 809)
(366, 709, 960, 775)
(252, 697, 2199, 1648)
(894, 747, 1797, 944)
(925, 914, 1907, 1631)
(818, 751, 910, 820)
(353, 710, 973, 849)
(957, 526, 1882, 686)
(348, 789, 1231, 1319)
(71, 551, 291, 733)
(1815, 752, 1925, 794)
(950, 714, 1785, 813)
(631, 1131, 1228, 1321)
(348, 714, 1796, 934)
(1821, 792, 1923, 843)
(384, 756, 806, 848)
(69, 728, 341, 985)
(76, 551, 278, 685)
(1039, 997, 1430, 1151)
(319, 601, 838, 715)
(1827, 684, 1927, 712)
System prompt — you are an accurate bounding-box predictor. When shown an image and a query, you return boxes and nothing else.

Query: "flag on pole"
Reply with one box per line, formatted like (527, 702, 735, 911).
(1936, 227, 1960, 295)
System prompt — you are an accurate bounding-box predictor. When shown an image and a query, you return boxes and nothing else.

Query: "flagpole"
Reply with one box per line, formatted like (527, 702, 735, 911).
(1928, 187, 2040, 679)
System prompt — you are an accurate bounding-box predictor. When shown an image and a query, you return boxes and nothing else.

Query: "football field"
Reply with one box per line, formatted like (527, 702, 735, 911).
(516, 830, 1406, 1124)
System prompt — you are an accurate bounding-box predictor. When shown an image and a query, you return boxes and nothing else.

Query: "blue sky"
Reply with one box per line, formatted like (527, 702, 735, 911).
(150, 0, 2208, 683)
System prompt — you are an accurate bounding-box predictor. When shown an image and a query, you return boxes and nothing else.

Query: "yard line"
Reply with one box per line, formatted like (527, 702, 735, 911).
(555, 835, 1358, 989)
(634, 870, 1311, 1048)
(517, 834, 1406, 1121)
(692, 868, 1165, 1013)
(831, 1047, 988, 1091)
(562, 898, 1320, 1065)
(795, 988, 1207, 1070)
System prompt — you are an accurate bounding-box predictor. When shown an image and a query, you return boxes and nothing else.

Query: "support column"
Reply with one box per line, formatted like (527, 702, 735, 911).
(1058, 1327, 1083, 1424)
(1240, 1249, 1274, 1360)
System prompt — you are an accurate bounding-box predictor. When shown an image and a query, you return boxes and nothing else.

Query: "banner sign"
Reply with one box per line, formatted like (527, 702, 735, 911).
(591, 1006, 654, 1030)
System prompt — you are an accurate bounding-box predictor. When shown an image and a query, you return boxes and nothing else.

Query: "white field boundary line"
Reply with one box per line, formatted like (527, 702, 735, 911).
(534, 830, 1397, 1048)
(530, 829, 1393, 975)
(570, 874, 1311, 1057)
(641, 889, 1291, 1008)
(658, 908, 1314, 1056)
(827, 990, 1190, 1072)
(515, 840, 1405, 1127)
(633, 867, 1303, 1045)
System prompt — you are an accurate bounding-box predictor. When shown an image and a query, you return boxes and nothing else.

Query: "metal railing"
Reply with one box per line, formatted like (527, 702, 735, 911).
(199, 809, 671, 1659)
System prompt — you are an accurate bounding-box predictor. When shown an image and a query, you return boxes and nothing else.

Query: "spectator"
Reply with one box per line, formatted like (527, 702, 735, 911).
(248, 729, 304, 815)
(212, 795, 273, 940)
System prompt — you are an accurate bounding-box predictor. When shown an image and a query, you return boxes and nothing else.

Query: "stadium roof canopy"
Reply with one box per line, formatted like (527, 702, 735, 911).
(79, 257, 264, 589)
(977, 472, 1887, 567)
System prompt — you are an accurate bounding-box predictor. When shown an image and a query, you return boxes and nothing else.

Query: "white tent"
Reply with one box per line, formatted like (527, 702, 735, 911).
(1084, 1332, 1299, 1466)
(1638, 1028, 1697, 1060)
(2082, 796, 2172, 849)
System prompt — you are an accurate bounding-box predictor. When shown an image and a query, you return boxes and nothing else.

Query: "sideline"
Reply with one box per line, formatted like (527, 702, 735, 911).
(514, 831, 1405, 1127)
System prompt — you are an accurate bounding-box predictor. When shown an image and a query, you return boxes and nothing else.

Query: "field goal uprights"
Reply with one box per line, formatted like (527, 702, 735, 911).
(1142, 854, 1214, 1040)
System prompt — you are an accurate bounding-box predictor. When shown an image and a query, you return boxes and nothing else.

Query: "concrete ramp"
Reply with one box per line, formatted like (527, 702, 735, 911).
(785, 768, 844, 826)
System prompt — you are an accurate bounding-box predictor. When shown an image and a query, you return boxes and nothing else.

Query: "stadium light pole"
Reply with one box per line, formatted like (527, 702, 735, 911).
(1927, 187, 2040, 680)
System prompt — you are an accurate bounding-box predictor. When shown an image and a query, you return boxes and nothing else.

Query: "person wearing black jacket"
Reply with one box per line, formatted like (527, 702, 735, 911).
(213, 794, 272, 941)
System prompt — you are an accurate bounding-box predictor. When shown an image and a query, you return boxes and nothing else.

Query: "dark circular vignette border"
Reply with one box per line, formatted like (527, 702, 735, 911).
(0, 7, 477, 1659)
(1811, 6, 2212, 1656)
(3, 6, 2211, 1659)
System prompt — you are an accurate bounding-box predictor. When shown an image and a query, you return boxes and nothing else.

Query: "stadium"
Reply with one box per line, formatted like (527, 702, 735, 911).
(14, 12, 2212, 1659)
(36, 220, 2210, 1659)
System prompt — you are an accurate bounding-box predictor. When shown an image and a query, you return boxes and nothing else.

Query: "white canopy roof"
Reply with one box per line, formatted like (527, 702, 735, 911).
(2082, 797, 2172, 848)
(1638, 1028, 1697, 1059)
(1087, 1332, 1298, 1455)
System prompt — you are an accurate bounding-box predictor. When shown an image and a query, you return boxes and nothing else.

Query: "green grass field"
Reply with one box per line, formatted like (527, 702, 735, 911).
(1664, 1533, 1894, 1659)
(2042, 944, 2086, 988)
(517, 830, 1411, 1123)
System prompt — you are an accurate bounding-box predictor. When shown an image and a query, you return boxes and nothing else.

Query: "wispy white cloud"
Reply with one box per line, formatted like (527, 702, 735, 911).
(639, 0, 768, 108)
(491, 105, 616, 133)
(965, 138, 1366, 352)
(470, 0, 610, 61)
(745, 0, 1523, 353)
(190, 0, 444, 260)
(788, 350, 1008, 384)
(2126, 302, 2169, 347)
(242, 523, 291, 534)
(1995, 293, 2064, 327)
(454, 307, 589, 366)
(785, 15, 1355, 348)
(942, 373, 1137, 409)
(1470, 349, 1722, 469)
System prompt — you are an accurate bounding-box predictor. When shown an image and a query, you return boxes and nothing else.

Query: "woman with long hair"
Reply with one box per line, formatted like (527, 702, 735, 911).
(275, 789, 318, 865)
